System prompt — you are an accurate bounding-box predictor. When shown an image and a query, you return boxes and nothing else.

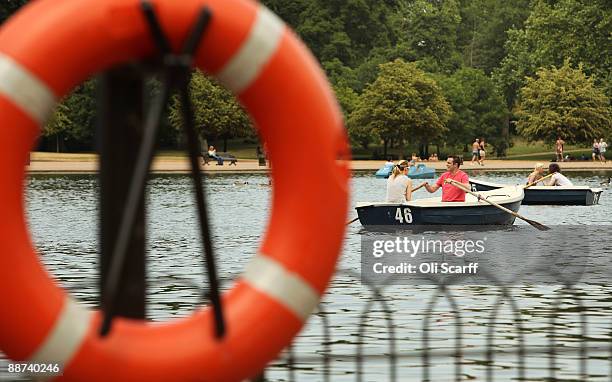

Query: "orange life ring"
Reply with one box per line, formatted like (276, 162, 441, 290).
(0, 0, 349, 380)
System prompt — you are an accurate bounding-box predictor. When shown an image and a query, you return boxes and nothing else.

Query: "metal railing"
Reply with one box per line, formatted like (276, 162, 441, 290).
(259, 269, 612, 382)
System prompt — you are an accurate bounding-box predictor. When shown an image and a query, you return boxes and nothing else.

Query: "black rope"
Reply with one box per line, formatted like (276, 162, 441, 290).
(179, 71, 226, 339)
(99, 1, 225, 339)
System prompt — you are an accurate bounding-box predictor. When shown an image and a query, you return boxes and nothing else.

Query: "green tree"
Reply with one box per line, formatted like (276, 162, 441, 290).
(333, 84, 359, 118)
(494, 0, 612, 108)
(262, 0, 307, 29)
(305, 0, 396, 68)
(438, 67, 508, 156)
(515, 61, 611, 144)
(393, 0, 462, 73)
(43, 79, 98, 151)
(457, 0, 531, 74)
(168, 70, 252, 152)
(348, 59, 451, 157)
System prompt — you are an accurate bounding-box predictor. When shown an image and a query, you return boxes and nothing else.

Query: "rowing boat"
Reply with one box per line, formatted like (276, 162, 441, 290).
(356, 186, 524, 226)
(469, 179, 603, 206)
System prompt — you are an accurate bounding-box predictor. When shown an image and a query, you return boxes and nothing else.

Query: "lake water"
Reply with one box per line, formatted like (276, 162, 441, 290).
(2, 169, 612, 381)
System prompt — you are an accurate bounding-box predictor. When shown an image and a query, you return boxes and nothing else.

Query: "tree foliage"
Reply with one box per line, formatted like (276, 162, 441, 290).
(494, 0, 612, 107)
(456, 0, 531, 74)
(168, 70, 253, 148)
(438, 68, 508, 156)
(515, 61, 611, 144)
(2, 0, 609, 154)
(393, 0, 462, 73)
(348, 59, 451, 153)
(44, 80, 98, 151)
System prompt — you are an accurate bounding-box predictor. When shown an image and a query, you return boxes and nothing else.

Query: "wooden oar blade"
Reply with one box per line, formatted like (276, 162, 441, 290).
(524, 217, 551, 231)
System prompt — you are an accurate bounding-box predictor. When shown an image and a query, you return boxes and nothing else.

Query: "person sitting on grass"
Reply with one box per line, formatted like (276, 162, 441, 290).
(545, 163, 573, 186)
(385, 160, 413, 203)
(526, 163, 545, 185)
(423, 156, 469, 202)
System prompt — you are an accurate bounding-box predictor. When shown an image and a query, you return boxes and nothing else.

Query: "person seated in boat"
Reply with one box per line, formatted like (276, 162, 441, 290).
(385, 160, 413, 203)
(423, 155, 469, 202)
(544, 163, 573, 186)
(384, 157, 394, 167)
(411, 152, 420, 162)
(428, 153, 438, 161)
(526, 163, 545, 185)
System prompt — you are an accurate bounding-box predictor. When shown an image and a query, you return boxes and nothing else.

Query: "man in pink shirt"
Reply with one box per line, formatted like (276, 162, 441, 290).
(423, 156, 470, 202)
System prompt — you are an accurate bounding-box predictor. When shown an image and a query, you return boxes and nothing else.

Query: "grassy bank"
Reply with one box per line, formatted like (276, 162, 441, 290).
(351, 137, 598, 161)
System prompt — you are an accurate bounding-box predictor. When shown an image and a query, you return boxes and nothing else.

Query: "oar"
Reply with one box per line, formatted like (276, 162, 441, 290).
(524, 172, 554, 189)
(346, 217, 359, 225)
(448, 179, 550, 231)
(346, 183, 427, 225)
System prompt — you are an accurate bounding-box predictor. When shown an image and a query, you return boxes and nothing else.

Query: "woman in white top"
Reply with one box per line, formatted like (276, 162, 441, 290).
(386, 160, 413, 203)
(545, 163, 573, 186)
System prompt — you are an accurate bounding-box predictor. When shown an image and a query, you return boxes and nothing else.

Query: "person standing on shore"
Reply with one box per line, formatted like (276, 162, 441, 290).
(471, 138, 480, 165)
(423, 156, 469, 202)
(599, 138, 607, 163)
(592, 139, 600, 161)
(386, 160, 413, 203)
(479, 138, 486, 166)
(555, 137, 565, 162)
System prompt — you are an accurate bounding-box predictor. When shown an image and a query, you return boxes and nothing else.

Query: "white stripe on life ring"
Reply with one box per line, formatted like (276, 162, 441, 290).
(28, 297, 92, 367)
(243, 255, 320, 320)
(215, 6, 285, 94)
(0, 53, 56, 125)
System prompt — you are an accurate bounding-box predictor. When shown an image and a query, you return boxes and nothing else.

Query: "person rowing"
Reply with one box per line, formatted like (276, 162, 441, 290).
(526, 163, 545, 185)
(386, 160, 413, 203)
(544, 163, 573, 186)
(423, 155, 469, 201)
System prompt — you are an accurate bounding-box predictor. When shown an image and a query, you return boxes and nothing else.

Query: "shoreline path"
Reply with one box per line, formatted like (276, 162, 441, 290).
(26, 153, 612, 174)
